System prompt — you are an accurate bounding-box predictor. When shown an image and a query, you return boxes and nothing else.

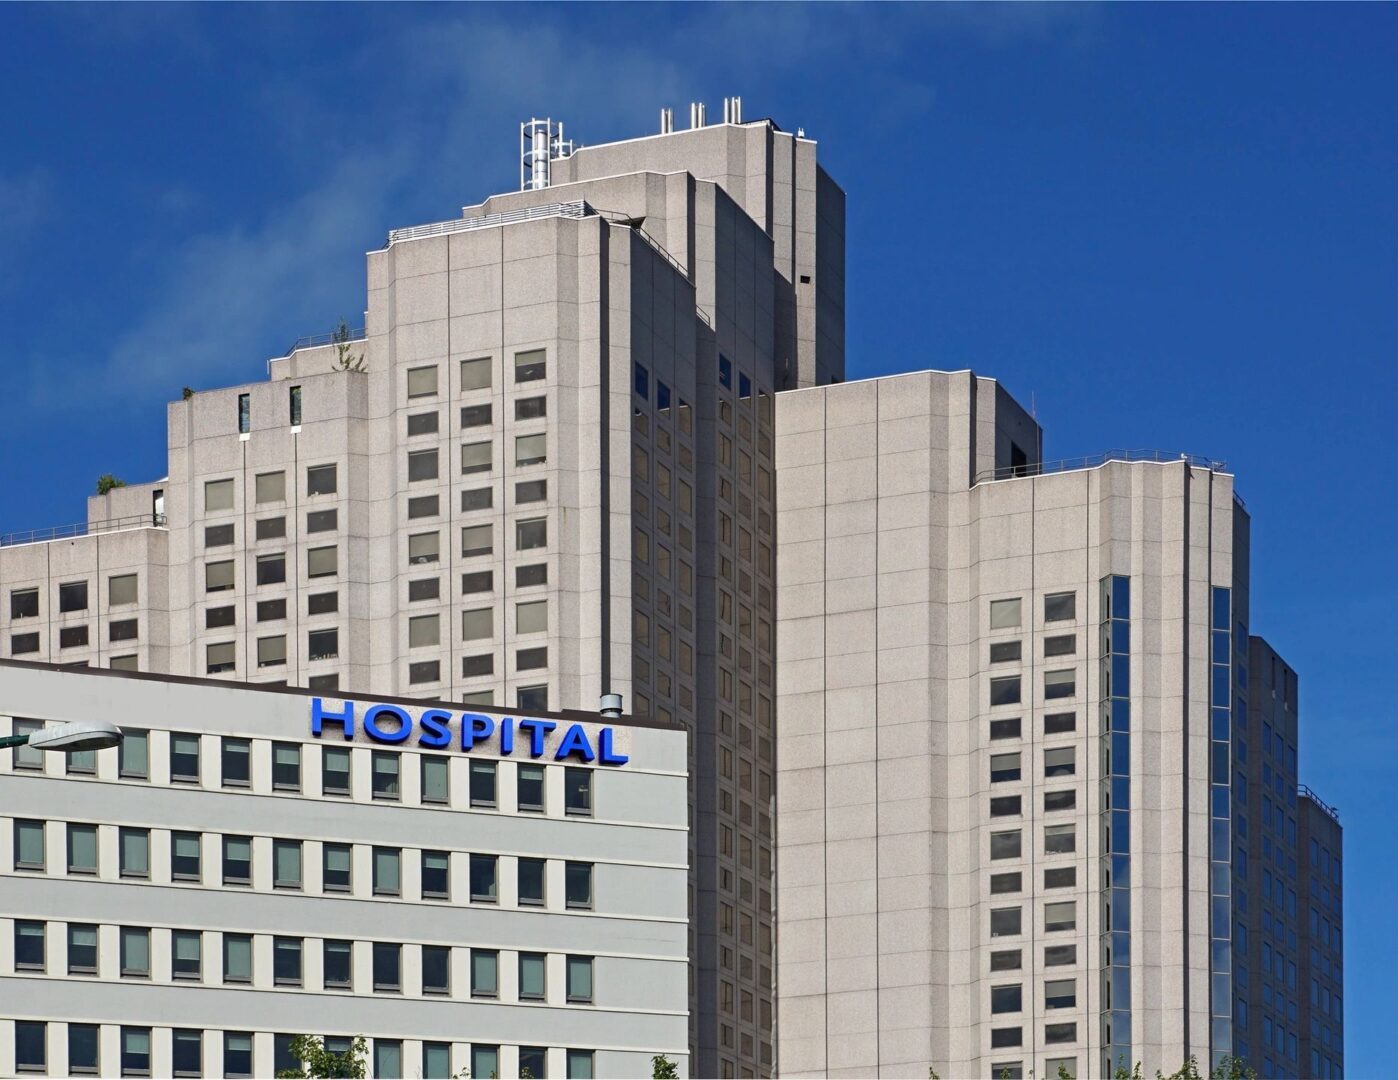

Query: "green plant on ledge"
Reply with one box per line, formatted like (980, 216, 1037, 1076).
(331, 318, 367, 372)
(95, 474, 126, 495)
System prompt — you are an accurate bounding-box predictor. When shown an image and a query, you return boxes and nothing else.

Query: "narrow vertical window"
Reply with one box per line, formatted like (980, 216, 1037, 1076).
(289, 385, 302, 426)
(237, 393, 250, 434)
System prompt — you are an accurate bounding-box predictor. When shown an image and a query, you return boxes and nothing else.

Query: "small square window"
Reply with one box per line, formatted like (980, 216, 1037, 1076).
(461, 441, 492, 475)
(108, 573, 138, 606)
(1044, 747, 1076, 778)
(460, 356, 491, 390)
(306, 464, 337, 496)
(59, 580, 89, 612)
(516, 517, 547, 550)
(990, 675, 1022, 706)
(515, 348, 546, 382)
(462, 487, 493, 511)
(407, 365, 438, 398)
(256, 471, 286, 503)
(1044, 668, 1077, 699)
(1044, 591, 1077, 622)
(408, 448, 439, 482)
(990, 597, 1022, 629)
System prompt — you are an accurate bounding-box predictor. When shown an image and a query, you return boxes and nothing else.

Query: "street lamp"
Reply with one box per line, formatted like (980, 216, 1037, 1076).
(0, 720, 124, 754)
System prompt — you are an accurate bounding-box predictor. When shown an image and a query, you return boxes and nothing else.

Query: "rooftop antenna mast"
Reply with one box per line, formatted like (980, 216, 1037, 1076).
(520, 118, 576, 192)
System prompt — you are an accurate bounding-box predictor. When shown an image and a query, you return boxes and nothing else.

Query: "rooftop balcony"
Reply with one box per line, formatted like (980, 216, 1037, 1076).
(1299, 784, 1341, 823)
(0, 513, 167, 549)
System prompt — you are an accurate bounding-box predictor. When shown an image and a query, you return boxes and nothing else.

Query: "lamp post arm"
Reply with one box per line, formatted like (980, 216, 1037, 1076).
(0, 734, 30, 750)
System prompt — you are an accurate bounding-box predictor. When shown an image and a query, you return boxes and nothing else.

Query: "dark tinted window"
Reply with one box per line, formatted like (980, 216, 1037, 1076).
(59, 581, 89, 612)
(408, 495, 439, 519)
(462, 488, 492, 511)
(308, 592, 338, 616)
(256, 598, 286, 622)
(461, 571, 493, 594)
(409, 578, 440, 602)
(307, 509, 338, 533)
(516, 563, 548, 588)
(407, 411, 439, 436)
(461, 403, 492, 428)
(255, 517, 285, 540)
(514, 396, 546, 420)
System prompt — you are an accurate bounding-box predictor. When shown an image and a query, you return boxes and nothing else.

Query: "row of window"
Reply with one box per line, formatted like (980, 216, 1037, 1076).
(988, 633, 1078, 664)
(11, 920, 597, 1003)
(985, 1059, 1078, 1080)
(11, 1022, 596, 1079)
(989, 669, 1081, 706)
(989, 900, 1079, 939)
(10, 725, 595, 815)
(12, 820, 595, 908)
(989, 592, 1079, 629)
(8, 575, 138, 620)
(11, 622, 139, 654)
(989, 978, 1079, 1013)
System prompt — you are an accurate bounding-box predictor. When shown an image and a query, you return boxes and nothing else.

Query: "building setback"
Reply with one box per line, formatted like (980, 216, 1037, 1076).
(0, 99, 842, 1078)
(773, 371, 1342, 1079)
(0, 661, 689, 1078)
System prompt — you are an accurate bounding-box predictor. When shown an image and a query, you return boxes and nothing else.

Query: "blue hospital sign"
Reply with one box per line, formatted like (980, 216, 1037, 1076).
(309, 698, 629, 765)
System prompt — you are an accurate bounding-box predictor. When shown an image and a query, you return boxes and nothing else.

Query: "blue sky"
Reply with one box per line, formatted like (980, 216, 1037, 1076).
(1, 3, 1392, 1064)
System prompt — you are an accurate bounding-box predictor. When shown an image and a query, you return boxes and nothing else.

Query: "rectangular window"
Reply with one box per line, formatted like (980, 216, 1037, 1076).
(409, 613, 440, 648)
(1044, 789, 1077, 812)
(256, 471, 286, 503)
(518, 684, 548, 712)
(272, 742, 301, 790)
(171, 734, 201, 781)
(461, 441, 492, 474)
(471, 1047, 500, 1080)
(517, 763, 545, 812)
(1044, 824, 1076, 855)
(990, 640, 1022, 664)
(237, 393, 251, 433)
(172, 930, 201, 980)
(634, 361, 650, 398)
(516, 478, 547, 504)
(56, 627, 90, 655)
(222, 835, 252, 885)
(67, 823, 98, 873)
(171, 831, 201, 880)
(307, 508, 337, 533)
(1044, 747, 1076, 777)
(221, 737, 251, 785)
(1045, 901, 1077, 932)
(10, 587, 39, 619)
(408, 448, 439, 482)
(991, 830, 1022, 861)
(323, 747, 351, 795)
(422, 850, 450, 899)
(59, 580, 89, 612)
(471, 949, 499, 997)
(308, 628, 339, 661)
(517, 563, 548, 587)
(515, 348, 546, 382)
(462, 486, 492, 511)
(422, 944, 451, 994)
(407, 531, 440, 565)
(308, 591, 339, 616)
(224, 1032, 254, 1079)
(990, 950, 1022, 972)
(566, 861, 594, 909)
(289, 385, 302, 426)
(421, 755, 450, 804)
(204, 478, 234, 512)
(373, 941, 401, 991)
(517, 645, 548, 670)
(306, 464, 337, 496)
(409, 578, 441, 604)
(1044, 712, 1076, 735)
(11, 630, 40, 654)
(516, 517, 547, 550)
(409, 408, 440, 434)
(121, 1027, 152, 1077)
(274, 839, 303, 889)
(515, 395, 546, 420)
(462, 607, 493, 641)
(119, 827, 150, 878)
(407, 365, 438, 398)
(69, 1025, 99, 1075)
(1045, 978, 1077, 1009)
(207, 525, 235, 550)
(11, 720, 43, 770)
(1044, 633, 1077, 657)
(518, 857, 546, 906)
(1044, 591, 1077, 622)
(1044, 668, 1076, 699)
(68, 923, 98, 974)
(1045, 1023, 1078, 1045)
(990, 676, 1022, 706)
(307, 545, 338, 578)
(462, 653, 494, 678)
(108, 573, 138, 606)
(373, 846, 401, 895)
(15, 920, 45, 971)
(516, 599, 548, 634)
(273, 936, 302, 986)
(991, 795, 1022, 817)
(323, 939, 352, 988)
(109, 618, 139, 642)
(990, 597, 1022, 629)
(990, 717, 1022, 741)
(461, 570, 493, 595)
(424, 1044, 452, 1080)
(565, 767, 593, 816)
(372, 751, 401, 800)
(14, 1021, 45, 1073)
(470, 760, 497, 807)
(515, 432, 547, 466)
(207, 604, 236, 628)
(461, 403, 492, 427)
(408, 493, 439, 519)
(990, 907, 1022, 938)
(255, 634, 288, 668)
(205, 559, 235, 592)
(323, 842, 352, 892)
(990, 752, 1021, 783)
(1045, 866, 1077, 890)
(461, 356, 491, 390)
(991, 872, 1022, 895)
(461, 524, 492, 557)
(470, 853, 498, 902)
(519, 951, 547, 999)
(991, 984, 1023, 1014)
(120, 926, 151, 977)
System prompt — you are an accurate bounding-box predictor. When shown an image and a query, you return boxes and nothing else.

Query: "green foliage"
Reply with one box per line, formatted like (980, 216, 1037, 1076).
(928, 1070, 939, 1080)
(652, 1054, 679, 1079)
(273, 1034, 368, 1079)
(1113, 1063, 1144, 1080)
(331, 318, 367, 373)
(95, 474, 126, 495)
(1207, 1057, 1258, 1080)
(1057, 1064, 1076, 1080)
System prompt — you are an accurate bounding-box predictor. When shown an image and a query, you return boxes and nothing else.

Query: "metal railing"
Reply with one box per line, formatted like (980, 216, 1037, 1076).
(1, 513, 168, 548)
(282, 327, 365, 358)
(1298, 784, 1340, 823)
(591, 207, 693, 283)
(975, 449, 1228, 486)
(386, 201, 591, 247)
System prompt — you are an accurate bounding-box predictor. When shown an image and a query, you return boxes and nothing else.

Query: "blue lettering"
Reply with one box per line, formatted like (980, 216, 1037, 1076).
(554, 724, 596, 763)
(599, 727, 629, 765)
(500, 718, 514, 755)
(462, 713, 495, 751)
(311, 698, 355, 739)
(364, 705, 413, 744)
(518, 718, 557, 757)
(417, 710, 452, 749)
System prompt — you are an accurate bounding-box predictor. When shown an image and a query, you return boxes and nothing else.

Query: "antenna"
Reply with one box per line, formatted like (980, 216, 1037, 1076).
(519, 118, 577, 192)
(660, 107, 673, 135)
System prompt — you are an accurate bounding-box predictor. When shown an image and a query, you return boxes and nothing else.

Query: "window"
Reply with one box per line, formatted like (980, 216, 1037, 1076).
(1044, 712, 1076, 735)
(274, 839, 303, 889)
(991, 795, 1022, 817)
(991, 872, 1022, 895)
(223, 835, 252, 884)
(172, 930, 201, 980)
(1045, 824, 1076, 854)
(517, 644, 548, 671)
(170, 726, 201, 776)
(208, 522, 235, 548)
(223, 932, 253, 982)
(14, 1020, 45, 1073)
(462, 653, 494, 677)
(373, 941, 401, 991)
(307, 508, 338, 533)
(66, 739, 96, 772)
(67, 823, 98, 873)
(273, 743, 301, 790)
(256, 516, 285, 539)
(461, 403, 492, 428)
(518, 684, 548, 712)
(119, 827, 150, 878)
(991, 830, 1022, 861)
(990, 676, 1022, 706)
(634, 361, 650, 398)
(1045, 866, 1077, 889)
(516, 395, 547, 420)
(516, 478, 547, 504)
(409, 613, 440, 648)
(207, 604, 236, 628)
(109, 618, 139, 642)
(407, 365, 438, 398)
(11, 630, 40, 654)
(373, 846, 401, 895)
(323, 747, 351, 795)
(515, 432, 547, 466)
(990, 950, 1022, 972)
(567, 954, 595, 1003)
(461, 356, 491, 390)
(990, 597, 1022, 629)
(1045, 901, 1077, 932)
(107, 573, 138, 606)
(992, 984, 1023, 1014)
(372, 751, 401, 799)
(1045, 978, 1076, 1009)
(273, 936, 302, 985)
(308, 628, 339, 661)
(1045, 1023, 1077, 1045)
(519, 951, 547, 999)
(308, 590, 339, 615)
(718, 354, 733, 388)
(15, 920, 46, 975)
(461, 524, 492, 557)
(461, 441, 492, 474)
(408, 448, 439, 482)
(990, 717, 1022, 741)
(408, 494, 439, 519)
(171, 831, 201, 880)
(518, 763, 545, 811)
(1044, 633, 1077, 657)
(461, 570, 492, 595)
(418, 849, 451, 899)
(307, 464, 337, 496)
(69, 1024, 99, 1075)
(462, 607, 493, 641)
(1044, 669, 1077, 699)
(565, 767, 593, 815)
(1044, 789, 1077, 812)
(462, 486, 492, 511)
(471, 948, 499, 997)
(519, 856, 546, 905)
(206, 559, 235, 592)
(470, 853, 498, 902)
(322, 842, 352, 892)
(10, 587, 39, 619)
(59, 580, 89, 612)
(1044, 591, 1077, 622)
(517, 599, 548, 635)
(421, 755, 449, 804)
(11, 719, 43, 769)
(289, 385, 302, 426)
(990, 640, 1022, 663)
(1045, 747, 1076, 777)
(408, 531, 441, 565)
(121, 1028, 152, 1077)
(471, 1047, 500, 1080)
(205, 478, 234, 512)
(110, 654, 138, 671)
(221, 737, 251, 785)
(470, 760, 497, 807)
(516, 517, 547, 549)
(515, 348, 546, 382)
(566, 861, 594, 909)
(517, 563, 548, 587)
(224, 1032, 254, 1078)
(256, 471, 286, 503)
(990, 752, 1021, 783)
(324, 939, 352, 988)
(68, 923, 98, 973)
(120, 926, 151, 977)
(307, 545, 337, 578)
(237, 393, 251, 433)
(422, 944, 451, 994)
(424, 1044, 452, 1080)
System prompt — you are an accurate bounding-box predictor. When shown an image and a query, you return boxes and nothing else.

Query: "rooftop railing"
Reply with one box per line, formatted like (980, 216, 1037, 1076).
(1299, 784, 1341, 823)
(975, 449, 1228, 486)
(1, 513, 167, 549)
(282, 327, 365, 357)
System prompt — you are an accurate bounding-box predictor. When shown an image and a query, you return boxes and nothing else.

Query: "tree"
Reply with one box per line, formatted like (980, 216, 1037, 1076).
(331, 318, 367, 373)
(274, 1035, 368, 1079)
(652, 1054, 679, 1079)
(96, 474, 126, 495)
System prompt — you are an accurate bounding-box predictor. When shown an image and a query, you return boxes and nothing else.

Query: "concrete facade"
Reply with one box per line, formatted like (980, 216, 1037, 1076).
(1, 661, 688, 1079)
(774, 371, 1341, 1079)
